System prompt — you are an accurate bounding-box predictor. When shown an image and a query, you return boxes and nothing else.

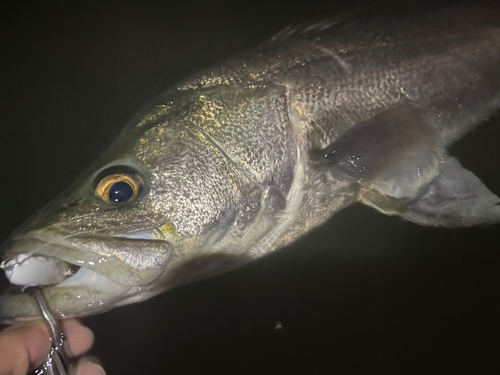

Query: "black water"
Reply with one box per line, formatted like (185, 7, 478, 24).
(1, 1, 499, 374)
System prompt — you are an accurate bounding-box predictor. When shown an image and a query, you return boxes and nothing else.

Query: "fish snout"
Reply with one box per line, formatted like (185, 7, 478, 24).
(0, 229, 173, 320)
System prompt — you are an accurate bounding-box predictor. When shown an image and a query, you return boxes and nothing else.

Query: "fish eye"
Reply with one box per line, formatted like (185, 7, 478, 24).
(94, 168, 144, 204)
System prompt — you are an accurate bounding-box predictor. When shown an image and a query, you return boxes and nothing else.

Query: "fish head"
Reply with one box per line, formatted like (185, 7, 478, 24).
(0, 102, 257, 320)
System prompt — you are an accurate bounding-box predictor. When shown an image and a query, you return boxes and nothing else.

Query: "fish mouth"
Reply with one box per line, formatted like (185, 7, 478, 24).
(0, 230, 172, 320)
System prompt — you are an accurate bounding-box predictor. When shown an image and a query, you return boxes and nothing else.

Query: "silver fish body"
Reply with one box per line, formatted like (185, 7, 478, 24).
(1, 5, 500, 320)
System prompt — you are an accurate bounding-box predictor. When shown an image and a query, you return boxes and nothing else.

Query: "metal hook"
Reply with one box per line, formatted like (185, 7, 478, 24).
(26, 287, 73, 375)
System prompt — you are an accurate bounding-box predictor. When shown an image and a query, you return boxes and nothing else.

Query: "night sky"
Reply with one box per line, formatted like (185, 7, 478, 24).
(1, 0, 499, 374)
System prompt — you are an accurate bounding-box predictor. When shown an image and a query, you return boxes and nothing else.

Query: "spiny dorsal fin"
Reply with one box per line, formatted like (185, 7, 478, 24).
(269, 12, 361, 44)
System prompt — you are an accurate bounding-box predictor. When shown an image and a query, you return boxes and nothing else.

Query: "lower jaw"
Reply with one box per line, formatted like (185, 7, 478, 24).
(0, 252, 133, 319)
(0, 236, 170, 321)
(0, 283, 134, 322)
(4, 233, 169, 287)
(43, 283, 134, 318)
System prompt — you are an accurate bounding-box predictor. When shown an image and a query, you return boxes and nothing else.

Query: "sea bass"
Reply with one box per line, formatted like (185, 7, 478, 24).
(1, 5, 500, 320)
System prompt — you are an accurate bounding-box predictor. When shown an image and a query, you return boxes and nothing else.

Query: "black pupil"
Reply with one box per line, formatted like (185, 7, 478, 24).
(109, 181, 134, 203)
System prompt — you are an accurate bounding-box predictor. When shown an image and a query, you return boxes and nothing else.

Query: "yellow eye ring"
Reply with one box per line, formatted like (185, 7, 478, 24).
(94, 173, 143, 204)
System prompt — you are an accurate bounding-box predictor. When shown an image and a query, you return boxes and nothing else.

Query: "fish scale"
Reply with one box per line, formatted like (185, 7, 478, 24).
(1, 5, 500, 321)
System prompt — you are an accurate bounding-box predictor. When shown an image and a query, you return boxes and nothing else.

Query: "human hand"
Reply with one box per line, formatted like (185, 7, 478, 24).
(0, 318, 105, 375)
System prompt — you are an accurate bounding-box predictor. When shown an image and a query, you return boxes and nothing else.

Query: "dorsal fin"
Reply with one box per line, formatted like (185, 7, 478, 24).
(269, 12, 361, 44)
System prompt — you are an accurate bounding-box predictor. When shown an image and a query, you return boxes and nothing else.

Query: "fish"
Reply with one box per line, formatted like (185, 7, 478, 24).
(1, 4, 500, 321)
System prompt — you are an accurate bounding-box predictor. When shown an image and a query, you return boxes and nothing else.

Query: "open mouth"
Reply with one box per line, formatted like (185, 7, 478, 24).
(0, 251, 135, 318)
(0, 230, 172, 319)
(2, 229, 172, 285)
(0, 254, 129, 295)
(0, 252, 135, 320)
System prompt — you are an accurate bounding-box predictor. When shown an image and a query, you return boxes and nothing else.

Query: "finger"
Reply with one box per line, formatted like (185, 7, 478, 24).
(74, 358, 106, 375)
(62, 319, 95, 357)
(0, 319, 51, 375)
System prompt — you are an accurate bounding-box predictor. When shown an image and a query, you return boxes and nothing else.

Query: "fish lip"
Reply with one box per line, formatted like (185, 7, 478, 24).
(0, 230, 169, 319)
(0, 249, 134, 319)
(0, 273, 139, 320)
(11, 230, 172, 244)
(1, 229, 173, 318)
(4, 229, 172, 286)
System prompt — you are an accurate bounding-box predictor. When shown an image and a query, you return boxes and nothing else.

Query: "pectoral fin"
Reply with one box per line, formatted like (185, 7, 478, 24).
(319, 104, 444, 198)
(319, 105, 500, 227)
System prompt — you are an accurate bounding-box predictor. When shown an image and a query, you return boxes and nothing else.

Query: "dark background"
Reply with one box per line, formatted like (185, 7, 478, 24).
(1, 0, 499, 374)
